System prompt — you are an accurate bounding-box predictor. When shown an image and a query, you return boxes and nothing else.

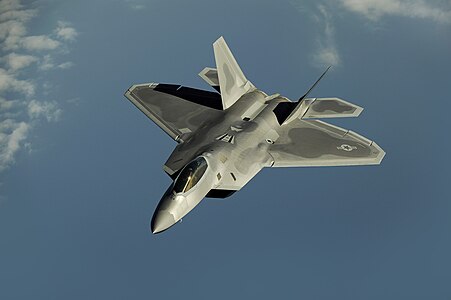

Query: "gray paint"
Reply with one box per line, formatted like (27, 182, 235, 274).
(2, 1, 450, 299)
(223, 63, 235, 94)
(205, 69, 219, 85)
(125, 37, 384, 233)
(310, 99, 356, 114)
(280, 127, 371, 158)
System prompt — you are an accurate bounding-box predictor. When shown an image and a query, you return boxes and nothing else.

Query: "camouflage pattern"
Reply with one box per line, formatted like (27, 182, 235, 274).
(302, 97, 363, 119)
(124, 37, 385, 233)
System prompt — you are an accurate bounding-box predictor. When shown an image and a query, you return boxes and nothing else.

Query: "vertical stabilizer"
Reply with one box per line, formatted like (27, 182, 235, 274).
(213, 36, 255, 109)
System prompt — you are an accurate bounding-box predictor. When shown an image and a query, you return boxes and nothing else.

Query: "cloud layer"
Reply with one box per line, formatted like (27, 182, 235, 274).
(312, 4, 341, 68)
(340, 0, 451, 23)
(0, 0, 78, 172)
(292, 0, 450, 70)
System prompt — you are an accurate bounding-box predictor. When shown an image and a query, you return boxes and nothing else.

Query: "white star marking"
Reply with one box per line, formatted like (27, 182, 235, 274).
(337, 144, 357, 152)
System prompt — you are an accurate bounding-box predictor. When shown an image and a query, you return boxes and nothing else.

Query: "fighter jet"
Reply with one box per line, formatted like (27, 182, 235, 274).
(124, 36, 385, 234)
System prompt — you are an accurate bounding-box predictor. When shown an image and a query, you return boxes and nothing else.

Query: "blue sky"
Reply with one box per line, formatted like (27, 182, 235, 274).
(1, 0, 450, 299)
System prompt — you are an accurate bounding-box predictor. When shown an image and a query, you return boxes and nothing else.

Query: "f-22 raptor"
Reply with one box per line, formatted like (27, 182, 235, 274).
(125, 37, 385, 234)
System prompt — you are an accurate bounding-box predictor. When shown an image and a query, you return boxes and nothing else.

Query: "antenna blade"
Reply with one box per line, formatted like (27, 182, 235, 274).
(298, 66, 331, 102)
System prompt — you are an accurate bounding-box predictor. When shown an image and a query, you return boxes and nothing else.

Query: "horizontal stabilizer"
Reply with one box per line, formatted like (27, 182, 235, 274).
(275, 66, 331, 125)
(302, 97, 363, 119)
(199, 67, 220, 92)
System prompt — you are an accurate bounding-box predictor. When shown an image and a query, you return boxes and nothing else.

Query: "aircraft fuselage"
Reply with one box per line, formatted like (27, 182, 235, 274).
(152, 90, 285, 233)
(126, 37, 385, 234)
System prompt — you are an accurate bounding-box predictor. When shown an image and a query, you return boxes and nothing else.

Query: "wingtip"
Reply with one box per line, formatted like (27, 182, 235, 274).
(371, 142, 386, 165)
(214, 36, 226, 46)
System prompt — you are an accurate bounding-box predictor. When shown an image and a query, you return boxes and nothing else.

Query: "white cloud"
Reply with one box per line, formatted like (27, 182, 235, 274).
(21, 35, 60, 51)
(0, 97, 18, 111)
(57, 61, 73, 69)
(0, 19, 27, 50)
(0, 0, 25, 13)
(39, 55, 74, 71)
(314, 48, 340, 68)
(131, 4, 145, 10)
(0, 4, 76, 52)
(27, 100, 62, 122)
(0, 68, 34, 95)
(340, 0, 451, 23)
(38, 54, 54, 70)
(55, 21, 78, 41)
(2, 52, 37, 71)
(312, 5, 341, 68)
(0, 119, 29, 172)
(0, 1, 36, 50)
(0, 6, 36, 23)
(0, 0, 77, 173)
(124, 0, 146, 10)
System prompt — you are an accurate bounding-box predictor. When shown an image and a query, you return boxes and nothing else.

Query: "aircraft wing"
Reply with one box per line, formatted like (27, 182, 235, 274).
(125, 83, 224, 141)
(269, 119, 385, 167)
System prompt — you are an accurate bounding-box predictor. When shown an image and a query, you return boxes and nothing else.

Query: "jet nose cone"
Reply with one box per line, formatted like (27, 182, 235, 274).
(150, 210, 176, 234)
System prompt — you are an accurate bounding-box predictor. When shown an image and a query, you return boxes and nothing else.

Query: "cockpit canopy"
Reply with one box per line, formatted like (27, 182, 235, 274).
(173, 157, 208, 194)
